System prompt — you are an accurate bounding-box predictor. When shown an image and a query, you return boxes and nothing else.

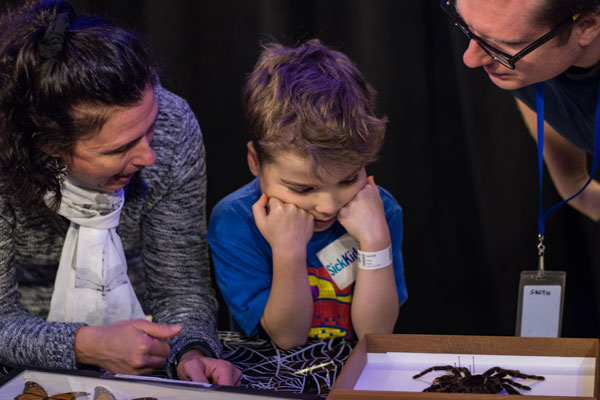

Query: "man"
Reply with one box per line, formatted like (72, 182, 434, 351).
(441, 0, 600, 220)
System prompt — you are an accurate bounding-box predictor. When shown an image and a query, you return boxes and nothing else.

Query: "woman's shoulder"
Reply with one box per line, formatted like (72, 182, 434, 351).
(155, 85, 191, 115)
(144, 84, 205, 180)
(0, 189, 15, 225)
(153, 84, 199, 139)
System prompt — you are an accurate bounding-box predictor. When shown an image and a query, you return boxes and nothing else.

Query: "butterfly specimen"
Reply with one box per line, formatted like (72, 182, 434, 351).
(93, 386, 157, 400)
(14, 381, 90, 400)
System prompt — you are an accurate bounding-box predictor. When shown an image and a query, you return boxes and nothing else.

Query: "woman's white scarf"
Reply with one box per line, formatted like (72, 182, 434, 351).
(46, 176, 145, 325)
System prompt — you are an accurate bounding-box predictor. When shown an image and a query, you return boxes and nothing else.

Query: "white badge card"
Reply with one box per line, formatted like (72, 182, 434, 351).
(316, 233, 359, 290)
(515, 270, 566, 337)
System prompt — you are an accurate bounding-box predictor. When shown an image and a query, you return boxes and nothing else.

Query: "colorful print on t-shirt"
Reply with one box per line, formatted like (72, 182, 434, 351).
(307, 265, 354, 340)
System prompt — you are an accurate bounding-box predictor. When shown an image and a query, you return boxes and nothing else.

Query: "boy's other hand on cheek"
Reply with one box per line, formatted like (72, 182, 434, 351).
(252, 194, 314, 251)
(337, 176, 391, 251)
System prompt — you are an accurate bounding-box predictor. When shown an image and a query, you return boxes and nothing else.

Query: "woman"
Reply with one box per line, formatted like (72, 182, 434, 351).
(0, 0, 240, 384)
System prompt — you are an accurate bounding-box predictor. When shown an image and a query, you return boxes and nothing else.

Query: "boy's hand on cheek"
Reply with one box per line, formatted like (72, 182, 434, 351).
(252, 194, 314, 251)
(337, 176, 391, 251)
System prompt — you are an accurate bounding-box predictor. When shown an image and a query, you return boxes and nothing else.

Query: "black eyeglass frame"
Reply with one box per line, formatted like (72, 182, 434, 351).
(440, 0, 580, 70)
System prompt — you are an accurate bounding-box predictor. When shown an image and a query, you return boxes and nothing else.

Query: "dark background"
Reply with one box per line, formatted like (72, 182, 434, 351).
(7, 0, 600, 338)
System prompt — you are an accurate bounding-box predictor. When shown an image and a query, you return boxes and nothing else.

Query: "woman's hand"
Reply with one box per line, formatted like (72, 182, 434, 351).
(74, 319, 181, 375)
(177, 349, 242, 385)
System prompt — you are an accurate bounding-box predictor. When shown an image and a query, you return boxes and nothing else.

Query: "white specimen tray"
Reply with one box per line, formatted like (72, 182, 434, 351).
(0, 368, 314, 399)
(354, 351, 595, 396)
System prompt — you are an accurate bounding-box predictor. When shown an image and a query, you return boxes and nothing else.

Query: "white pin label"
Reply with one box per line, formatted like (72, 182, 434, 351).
(316, 233, 359, 290)
(520, 284, 561, 337)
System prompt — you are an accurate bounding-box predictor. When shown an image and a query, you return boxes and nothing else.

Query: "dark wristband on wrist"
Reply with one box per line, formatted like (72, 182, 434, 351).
(170, 341, 214, 378)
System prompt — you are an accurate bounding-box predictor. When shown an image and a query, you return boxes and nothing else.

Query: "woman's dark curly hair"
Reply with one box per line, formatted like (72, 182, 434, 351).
(0, 0, 157, 213)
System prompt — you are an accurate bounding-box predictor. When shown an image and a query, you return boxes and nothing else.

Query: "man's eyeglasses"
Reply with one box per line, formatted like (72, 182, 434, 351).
(440, 0, 580, 70)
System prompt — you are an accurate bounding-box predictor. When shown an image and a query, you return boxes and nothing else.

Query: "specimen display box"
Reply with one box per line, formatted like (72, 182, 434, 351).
(328, 333, 600, 399)
(0, 367, 317, 399)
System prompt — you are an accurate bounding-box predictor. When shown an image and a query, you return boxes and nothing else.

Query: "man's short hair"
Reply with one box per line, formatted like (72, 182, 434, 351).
(535, 0, 600, 44)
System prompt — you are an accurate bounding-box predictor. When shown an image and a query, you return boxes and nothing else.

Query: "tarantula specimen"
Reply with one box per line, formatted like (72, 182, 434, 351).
(413, 365, 545, 394)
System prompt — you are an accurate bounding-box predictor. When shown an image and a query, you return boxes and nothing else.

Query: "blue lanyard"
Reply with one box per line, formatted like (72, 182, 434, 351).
(536, 79, 600, 236)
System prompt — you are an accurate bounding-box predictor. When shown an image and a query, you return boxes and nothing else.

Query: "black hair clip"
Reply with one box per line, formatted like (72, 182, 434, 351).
(38, 11, 70, 60)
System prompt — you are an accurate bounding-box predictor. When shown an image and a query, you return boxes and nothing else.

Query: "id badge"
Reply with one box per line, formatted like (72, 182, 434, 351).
(316, 233, 359, 290)
(515, 270, 566, 337)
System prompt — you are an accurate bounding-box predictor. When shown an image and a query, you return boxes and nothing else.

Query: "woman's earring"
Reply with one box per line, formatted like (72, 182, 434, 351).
(53, 158, 68, 185)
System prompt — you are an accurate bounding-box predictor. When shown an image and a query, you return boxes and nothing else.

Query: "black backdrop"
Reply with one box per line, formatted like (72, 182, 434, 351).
(7, 0, 600, 338)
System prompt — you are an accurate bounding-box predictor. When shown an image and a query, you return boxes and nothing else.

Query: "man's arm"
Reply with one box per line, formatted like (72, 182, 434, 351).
(515, 97, 600, 221)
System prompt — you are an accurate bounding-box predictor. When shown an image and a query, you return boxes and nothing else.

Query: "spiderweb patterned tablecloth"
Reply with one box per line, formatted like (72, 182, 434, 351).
(219, 331, 355, 399)
(0, 332, 355, 399)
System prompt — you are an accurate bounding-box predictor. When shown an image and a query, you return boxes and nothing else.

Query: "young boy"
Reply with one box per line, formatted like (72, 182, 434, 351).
(207, 39, 407, 349)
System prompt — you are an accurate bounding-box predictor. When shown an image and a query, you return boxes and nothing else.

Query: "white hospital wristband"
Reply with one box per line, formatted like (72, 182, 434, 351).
(357, 246, 392, 270)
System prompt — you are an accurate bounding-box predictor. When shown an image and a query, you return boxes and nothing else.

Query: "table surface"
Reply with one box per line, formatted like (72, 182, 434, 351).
(0, 331, 355, 399)
(220, 331, 355, 399)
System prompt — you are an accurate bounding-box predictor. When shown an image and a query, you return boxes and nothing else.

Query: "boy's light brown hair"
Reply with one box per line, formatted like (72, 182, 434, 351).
(244, 39, 387, 173)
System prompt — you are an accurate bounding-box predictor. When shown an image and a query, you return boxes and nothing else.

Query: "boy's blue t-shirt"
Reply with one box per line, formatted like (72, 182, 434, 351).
(207, 178, 407, 339)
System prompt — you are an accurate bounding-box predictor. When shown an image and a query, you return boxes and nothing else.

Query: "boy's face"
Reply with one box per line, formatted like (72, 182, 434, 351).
(247, 142, 367, 232)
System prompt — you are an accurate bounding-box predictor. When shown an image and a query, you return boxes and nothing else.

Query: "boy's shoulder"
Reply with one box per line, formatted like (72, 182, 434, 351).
(377, 185, 402, 209)
(211, 178, 261, 220)
(208, 178, 264, 246)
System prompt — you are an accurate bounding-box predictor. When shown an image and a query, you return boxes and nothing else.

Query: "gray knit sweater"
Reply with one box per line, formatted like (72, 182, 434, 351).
(0, 86, 221, 377)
